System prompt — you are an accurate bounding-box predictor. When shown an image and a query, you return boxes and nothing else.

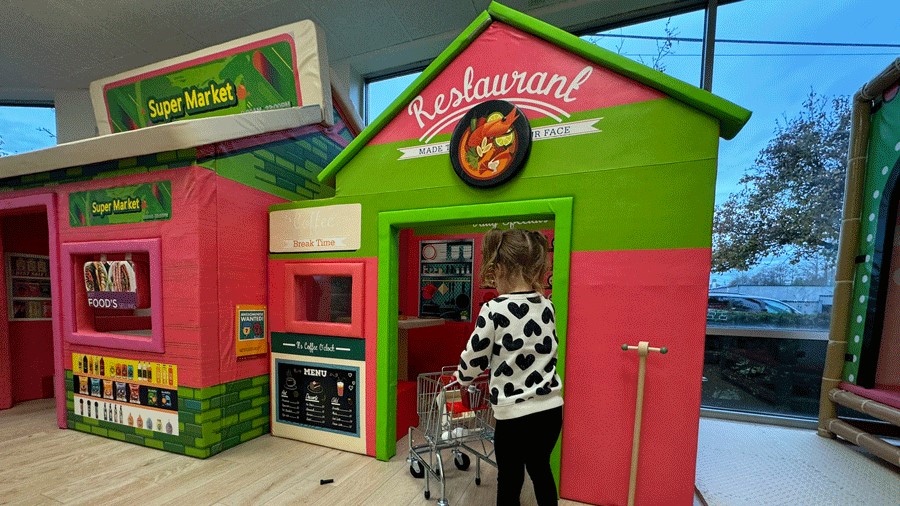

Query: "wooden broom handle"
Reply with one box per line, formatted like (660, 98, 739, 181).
(621, 341, 667, 506)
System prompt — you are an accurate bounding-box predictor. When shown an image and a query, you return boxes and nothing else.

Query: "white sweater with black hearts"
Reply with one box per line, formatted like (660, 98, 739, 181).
(455, 292, 563, 420)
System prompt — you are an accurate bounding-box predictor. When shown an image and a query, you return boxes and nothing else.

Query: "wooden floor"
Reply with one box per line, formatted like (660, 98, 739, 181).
(0, 399, 590, 505)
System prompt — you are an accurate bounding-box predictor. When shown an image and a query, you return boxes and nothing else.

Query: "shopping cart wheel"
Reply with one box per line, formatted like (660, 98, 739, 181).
(409, 460, 425, 479)
(424, 490, 431, 500)
(475, 477, 481, 486)
(454, 452, 471, 470)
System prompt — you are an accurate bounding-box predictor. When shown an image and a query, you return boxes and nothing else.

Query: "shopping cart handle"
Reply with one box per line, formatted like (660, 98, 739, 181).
(442, 379, 477, 391)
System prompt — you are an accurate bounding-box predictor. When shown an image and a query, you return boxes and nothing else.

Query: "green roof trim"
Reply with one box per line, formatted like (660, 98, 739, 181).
(488, 2, 751, 139)
(319, 1, 750, 183)
(317, 11, 492, 183)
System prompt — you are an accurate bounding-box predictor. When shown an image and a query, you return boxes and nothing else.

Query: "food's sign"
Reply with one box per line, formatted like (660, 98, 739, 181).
(69, 181, 171, 227)
(269, 203, 362, 253)
(84, 261, 138, 309)
(449, 100, 531, 188)
(236, 305, 267, 357)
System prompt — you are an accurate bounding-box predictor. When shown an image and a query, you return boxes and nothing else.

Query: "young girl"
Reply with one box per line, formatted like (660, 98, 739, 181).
(456, 228, 563, 506)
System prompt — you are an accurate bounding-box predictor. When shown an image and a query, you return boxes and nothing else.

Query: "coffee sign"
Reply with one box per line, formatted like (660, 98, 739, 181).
(269, 204, 361, 253)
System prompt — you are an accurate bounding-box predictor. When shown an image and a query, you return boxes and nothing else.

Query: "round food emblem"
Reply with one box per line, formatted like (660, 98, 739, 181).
(450, 100, 531, 188)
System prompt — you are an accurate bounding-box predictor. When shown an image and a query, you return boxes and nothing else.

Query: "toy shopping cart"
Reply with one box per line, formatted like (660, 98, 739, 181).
(408, 367, 496, 505)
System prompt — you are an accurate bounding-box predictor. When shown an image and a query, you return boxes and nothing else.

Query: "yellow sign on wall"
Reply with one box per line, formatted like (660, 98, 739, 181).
(236, 305, 268, 357)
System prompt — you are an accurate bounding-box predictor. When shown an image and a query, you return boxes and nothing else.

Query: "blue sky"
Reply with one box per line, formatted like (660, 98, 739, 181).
(0, 106, 56, 156)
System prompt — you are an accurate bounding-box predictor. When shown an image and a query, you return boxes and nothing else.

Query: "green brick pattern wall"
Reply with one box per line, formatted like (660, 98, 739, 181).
(0, 129, 347, 203)
(66, 371, 270, 459)
(210, 131, 341, 201)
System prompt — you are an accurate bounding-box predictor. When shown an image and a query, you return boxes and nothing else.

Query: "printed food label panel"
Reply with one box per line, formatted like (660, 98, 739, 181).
(72, 353, 179, 435)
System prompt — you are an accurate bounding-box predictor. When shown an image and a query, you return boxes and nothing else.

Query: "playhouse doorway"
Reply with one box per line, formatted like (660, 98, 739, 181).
(374, 198, 573, 475)
(0, 195, 64, 427)
(394, 223, 558, 441)
(860, 160, 900, 388)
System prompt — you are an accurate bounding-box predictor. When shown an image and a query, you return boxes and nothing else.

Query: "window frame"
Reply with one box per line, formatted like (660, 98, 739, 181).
(61, 238, 164, 352)
(283, 262, 365, 338)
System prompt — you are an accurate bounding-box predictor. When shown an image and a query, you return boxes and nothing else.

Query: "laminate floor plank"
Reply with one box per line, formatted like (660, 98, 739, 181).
(0, 399, 590, 506)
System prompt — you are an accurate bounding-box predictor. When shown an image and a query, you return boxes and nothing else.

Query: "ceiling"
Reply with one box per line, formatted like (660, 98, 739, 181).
(0, 0, 715, 104)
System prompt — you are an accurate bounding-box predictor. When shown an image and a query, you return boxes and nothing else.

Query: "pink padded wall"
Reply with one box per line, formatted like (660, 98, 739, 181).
(876, 212, 900, 386)
(58, 168, 211, 386)
(560, 248, 710, 506)
(2, 214, 52, 404)
(0, 194, 62, 425)
(214, 176, 283, 384)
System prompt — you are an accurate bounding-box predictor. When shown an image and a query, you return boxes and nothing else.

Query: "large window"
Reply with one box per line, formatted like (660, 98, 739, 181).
(0, 105, 56, 156)
(702, 0, 897, 418)
(583, 9, 705, 87)
(365, 72, 422, 125)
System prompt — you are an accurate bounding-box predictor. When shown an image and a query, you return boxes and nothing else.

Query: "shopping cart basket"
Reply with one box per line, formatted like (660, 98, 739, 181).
(408, 367, 496, 505)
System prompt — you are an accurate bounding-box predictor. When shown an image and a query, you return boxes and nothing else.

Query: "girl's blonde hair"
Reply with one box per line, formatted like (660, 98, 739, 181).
(479, 228, 550, 292)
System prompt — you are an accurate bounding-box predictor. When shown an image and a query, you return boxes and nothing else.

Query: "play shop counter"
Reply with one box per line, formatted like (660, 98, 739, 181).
(0, 19, 360, 459)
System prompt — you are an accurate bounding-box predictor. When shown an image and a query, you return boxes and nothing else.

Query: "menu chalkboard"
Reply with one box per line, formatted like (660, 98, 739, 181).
(276, 360, 358, 436)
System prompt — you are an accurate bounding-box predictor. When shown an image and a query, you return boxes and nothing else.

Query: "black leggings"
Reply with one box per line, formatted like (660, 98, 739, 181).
(493, 406, 563, 506)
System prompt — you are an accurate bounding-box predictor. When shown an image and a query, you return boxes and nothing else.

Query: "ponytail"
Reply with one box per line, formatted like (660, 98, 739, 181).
(480, 228, 550, 292)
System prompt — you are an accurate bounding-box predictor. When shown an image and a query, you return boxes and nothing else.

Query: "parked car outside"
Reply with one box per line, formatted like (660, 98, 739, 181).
(707, 293, 801, 322)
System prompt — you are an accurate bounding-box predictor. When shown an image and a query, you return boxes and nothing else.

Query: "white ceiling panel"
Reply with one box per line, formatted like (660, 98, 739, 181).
(0, 0, 723, 103)
(307, 0, 410, 60)
(7, 1, 133, 64)
(386, 0, 480, 41)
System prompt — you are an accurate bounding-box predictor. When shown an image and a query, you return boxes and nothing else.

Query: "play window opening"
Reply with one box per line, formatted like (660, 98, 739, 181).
(294, 274, 353, 324)
(62, 238, 164, 352)
(77, 252, 152, 336)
